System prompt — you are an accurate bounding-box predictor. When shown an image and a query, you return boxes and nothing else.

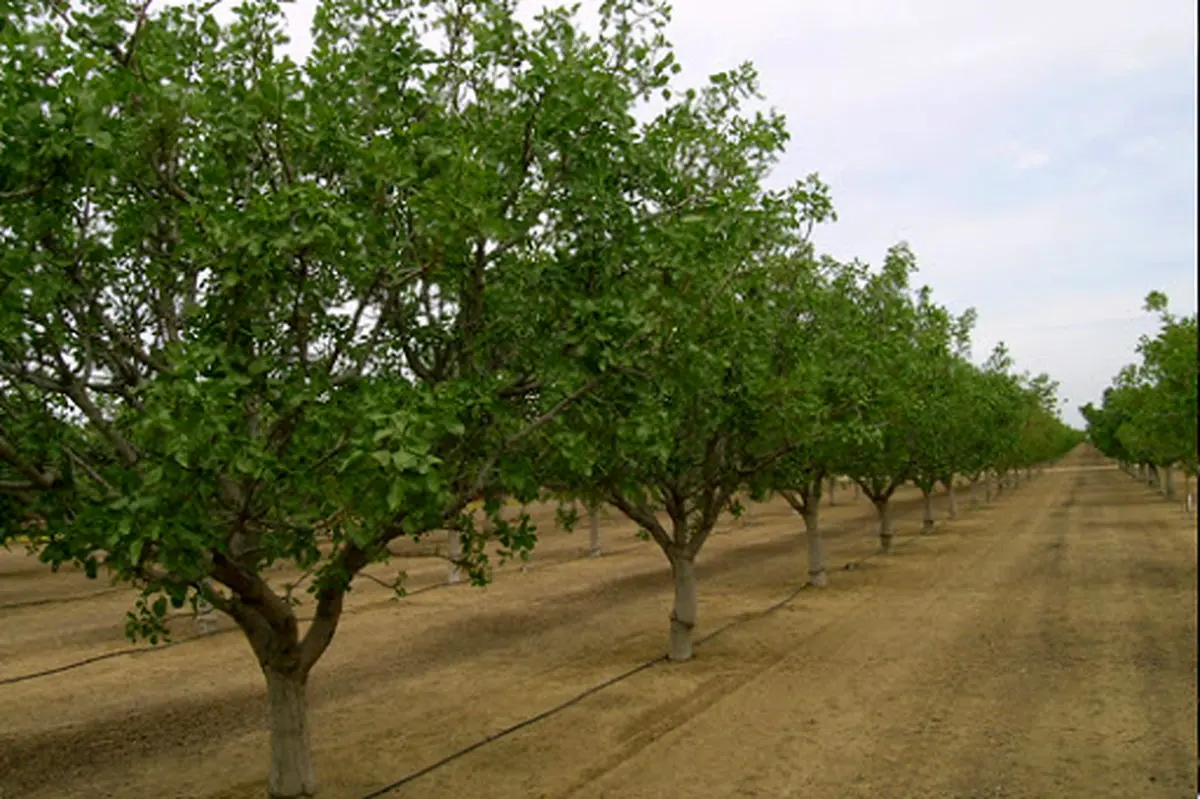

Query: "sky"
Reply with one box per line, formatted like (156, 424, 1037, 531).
(217, 0, 1197, 428)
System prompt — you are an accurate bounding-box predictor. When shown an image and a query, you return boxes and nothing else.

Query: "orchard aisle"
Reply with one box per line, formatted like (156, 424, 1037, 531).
(4, 448, 1192, 799)
(416, 446, 1197, 799)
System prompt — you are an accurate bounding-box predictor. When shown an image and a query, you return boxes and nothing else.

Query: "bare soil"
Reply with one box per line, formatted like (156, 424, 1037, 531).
(0, 451, 1195, 799)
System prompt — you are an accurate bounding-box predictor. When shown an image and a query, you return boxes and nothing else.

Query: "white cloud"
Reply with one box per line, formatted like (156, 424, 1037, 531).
(1006, 144, 1053, 171)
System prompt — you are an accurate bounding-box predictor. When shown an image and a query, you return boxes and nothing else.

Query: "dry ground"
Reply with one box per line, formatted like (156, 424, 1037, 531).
(0, 448, 1195, 799)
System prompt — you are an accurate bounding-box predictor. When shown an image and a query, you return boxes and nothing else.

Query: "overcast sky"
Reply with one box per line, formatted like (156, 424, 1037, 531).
(225, 0, 1196, 427)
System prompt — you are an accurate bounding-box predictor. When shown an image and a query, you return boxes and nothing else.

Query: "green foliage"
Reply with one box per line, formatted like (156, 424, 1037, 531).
(548, 83, 838, 559)
(1084, 292, 1198, 475)
(0, 0, 702, 663)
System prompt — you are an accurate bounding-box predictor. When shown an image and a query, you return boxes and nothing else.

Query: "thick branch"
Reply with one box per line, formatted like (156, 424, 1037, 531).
(606, 488, 671, 552)
(0, 431, 59, 489)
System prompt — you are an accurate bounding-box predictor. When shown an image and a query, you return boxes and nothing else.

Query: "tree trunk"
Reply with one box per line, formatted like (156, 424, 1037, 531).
(447, 527, 463, 585)
(853, 483, 860, 501)
(969, 479, 979, 507)
(921, 489, 935, 534)
(802, 503, 827, 587)
(265, 669, 316, 799)
(588, 506, 601, 557)
(875, 499, 894, 553)
(1147, 465, 1159, 489)
(827, 477, 837, 506)
(519, 504, 532, 572)
(1163, 466, 1176, 500)
(984, 473, 993, 502)
(945, 480, 958, 519)
(668, 553, 698, 662)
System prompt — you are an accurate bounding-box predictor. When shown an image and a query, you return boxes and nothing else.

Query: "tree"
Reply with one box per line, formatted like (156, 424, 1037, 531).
(551, 63, 837, 661)
(964, 344, 1026, 502)
(752, 256, 879, 586)
(906, 294, 974, 533)
(0, 1, 698, 795)
(837, 243, 927, 553)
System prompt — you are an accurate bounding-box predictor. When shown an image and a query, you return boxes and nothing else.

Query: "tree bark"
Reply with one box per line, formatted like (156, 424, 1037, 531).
(875, 499, 893, 553)
(447, 527, 463, 585)
(827, 477, 837, 506)
(945, 479, 958, 519)
(853, 483, 860, 501)
(969, 479, 979, 507)
(588, 505, 601, 557)
(264, 668, 316, 799)
(920, 489, 934, 534)
(668, 553, 698, 662)
(984, 473, 994, 502)
(802, 503, 827, 587)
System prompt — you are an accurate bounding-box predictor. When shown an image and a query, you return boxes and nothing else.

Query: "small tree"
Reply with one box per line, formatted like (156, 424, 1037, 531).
(753, 256, 875, 587)
(837, 244, 927, 553)
(554, 64, 836, 661)
(906, 296, 973, 533)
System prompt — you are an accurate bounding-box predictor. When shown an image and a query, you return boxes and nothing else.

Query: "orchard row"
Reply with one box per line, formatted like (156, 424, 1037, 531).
(0, 2, 1078, 797)
(1081, 293, 1198, 504)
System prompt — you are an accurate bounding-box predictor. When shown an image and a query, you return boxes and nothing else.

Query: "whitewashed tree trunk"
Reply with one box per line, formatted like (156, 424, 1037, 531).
(921, 489, 935, 533)
(802, 503, 827, 587)
(447, 528, 463, 585)
(1163, 466, 1176, 500)
(195, 596, 217, 634)
(945, 480, 958, 519)
(265, 669, 316, 799)
(668, 553, 698, 662)
(588, 505, 601, 557)
(875, 499, 894, 553)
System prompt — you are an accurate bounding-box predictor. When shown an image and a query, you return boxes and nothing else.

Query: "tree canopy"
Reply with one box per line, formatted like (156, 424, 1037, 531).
(1082, 291, 1198, 487)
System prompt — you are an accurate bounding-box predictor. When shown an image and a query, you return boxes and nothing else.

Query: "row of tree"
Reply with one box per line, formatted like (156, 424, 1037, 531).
(1081, 292, 1198, 504)
(0, 1, 1079, 796)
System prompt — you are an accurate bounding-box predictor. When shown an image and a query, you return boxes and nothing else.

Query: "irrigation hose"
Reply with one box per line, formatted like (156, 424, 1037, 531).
(0, 528, 730, 687)
(0, 489, 975, 688)
(358, 532, 922, 798)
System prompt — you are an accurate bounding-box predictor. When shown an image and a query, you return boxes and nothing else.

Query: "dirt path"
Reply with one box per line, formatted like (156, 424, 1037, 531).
(418, 448, 1194, 799)
(0, 452, 1194, 798)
